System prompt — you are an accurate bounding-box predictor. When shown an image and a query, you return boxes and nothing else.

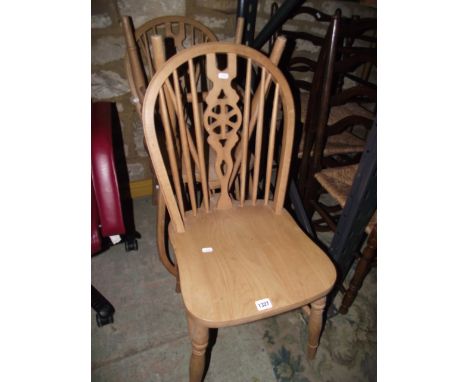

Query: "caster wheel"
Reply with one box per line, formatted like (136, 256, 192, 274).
(96, 312, 114, 327)
(125, 238, 138, 252)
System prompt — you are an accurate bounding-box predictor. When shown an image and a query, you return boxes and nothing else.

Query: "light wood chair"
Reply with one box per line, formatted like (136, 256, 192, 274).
(142, 42, 337, 381)
(123, 15, 287, 283)
(122, 15, 219, 115)
(153, 34, 288, 283)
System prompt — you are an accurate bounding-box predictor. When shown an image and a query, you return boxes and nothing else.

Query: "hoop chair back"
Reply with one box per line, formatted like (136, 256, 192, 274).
(142, 42, 296, 234)
(122, 15, 218, 111)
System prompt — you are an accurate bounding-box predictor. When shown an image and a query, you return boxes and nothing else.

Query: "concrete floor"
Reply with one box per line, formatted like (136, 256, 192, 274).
(92, 197, 376, 381)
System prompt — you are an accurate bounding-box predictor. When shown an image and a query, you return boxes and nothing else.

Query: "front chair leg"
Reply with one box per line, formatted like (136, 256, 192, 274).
(307, 297, 326, 360)
(187, 315, 209, 382)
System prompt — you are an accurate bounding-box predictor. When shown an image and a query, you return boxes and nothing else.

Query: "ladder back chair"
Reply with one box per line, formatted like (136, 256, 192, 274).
(314, 163, 376, 313)
(294, 10, 376, 223)
(142, 42, 336, 381)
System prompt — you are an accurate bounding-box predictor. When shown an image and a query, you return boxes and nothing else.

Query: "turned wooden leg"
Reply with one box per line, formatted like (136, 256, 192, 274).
(307, 297, 326, 360)
(187, 315, 209, 382)
(340, 226, 377, 314)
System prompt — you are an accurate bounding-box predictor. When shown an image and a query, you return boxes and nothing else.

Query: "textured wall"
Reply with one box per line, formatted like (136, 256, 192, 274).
(91, 0, 375, 182)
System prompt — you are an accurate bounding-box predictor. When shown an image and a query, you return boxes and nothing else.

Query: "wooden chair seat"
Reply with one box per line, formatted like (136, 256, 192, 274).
(169, 203, 336, 327)
(314, 164, 376, 234)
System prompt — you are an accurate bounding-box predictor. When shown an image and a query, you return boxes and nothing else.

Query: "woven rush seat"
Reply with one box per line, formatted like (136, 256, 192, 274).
(298, 100, 370, 158)
(324, 131, 366, 156)
(314, 164, 376, 234)
(328, 102, 374, 125)
(298, 130, 365, 159)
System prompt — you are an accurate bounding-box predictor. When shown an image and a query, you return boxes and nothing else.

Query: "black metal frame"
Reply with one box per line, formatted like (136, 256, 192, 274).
(327, 120, 377, 312)
(237, 0, 258, 46)
(252, 0, 305, 50)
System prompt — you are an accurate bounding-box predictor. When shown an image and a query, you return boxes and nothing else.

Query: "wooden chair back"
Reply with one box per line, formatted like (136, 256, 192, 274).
(296, 10, 377, 196)
(122, 15, 218, 113)
(142, 42, 295, 233)
(280, 6, 334, 93)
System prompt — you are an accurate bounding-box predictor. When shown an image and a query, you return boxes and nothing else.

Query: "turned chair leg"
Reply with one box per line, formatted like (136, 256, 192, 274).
(307, 297, 326, 360)
(339, 226, 377, 314)
(187, 315, 209, 382)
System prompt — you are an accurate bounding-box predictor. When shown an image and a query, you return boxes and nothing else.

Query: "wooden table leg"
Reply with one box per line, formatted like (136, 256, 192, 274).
(307, 297, 326, 360)
(187, 315, 209, 382)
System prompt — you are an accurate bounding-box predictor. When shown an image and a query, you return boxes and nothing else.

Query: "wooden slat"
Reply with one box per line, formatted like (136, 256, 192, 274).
(229, 36, 286, 189)
(234, 16, 245, 44)
(141, 32, 154, 77)
(122, 16, 146, 104)
(151, 35, 178, 141)
(240, 58, 252, 206)
(188, 58, 210, 211)
(252, 68, 266, 205)
(173, 69, 198, 215)
(273, 94, 295, 214)
(158, 88, 185, 216)
(264, 83, 280, 204)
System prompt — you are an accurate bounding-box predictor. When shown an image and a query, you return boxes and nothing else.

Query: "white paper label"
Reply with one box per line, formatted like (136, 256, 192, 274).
(201, 247, 213, 253)
(255, 298, 272, 311)
(109, 235, 121, 245)
(218, 72, 229, 79)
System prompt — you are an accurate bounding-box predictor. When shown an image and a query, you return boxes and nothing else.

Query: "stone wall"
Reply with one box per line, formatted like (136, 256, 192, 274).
(91, 0, 376, 183)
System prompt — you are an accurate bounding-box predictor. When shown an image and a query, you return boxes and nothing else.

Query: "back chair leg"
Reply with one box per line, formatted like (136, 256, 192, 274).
(187, 315, 209, 382)
(156, 191, 178, 277)
(340, 226, 377, 314)
(307, 297, 326, 360)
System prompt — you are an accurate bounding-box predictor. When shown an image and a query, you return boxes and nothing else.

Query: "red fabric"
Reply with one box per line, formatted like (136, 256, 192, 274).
(91, 183, 102, 255)
(91, 102, 125, 237)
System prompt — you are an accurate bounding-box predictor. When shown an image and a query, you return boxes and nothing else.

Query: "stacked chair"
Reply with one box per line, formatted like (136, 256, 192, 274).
(283, 8, 376, 313)
(109, 8, 376, 379)
(122, 15, 288, 292)
(121, 15, 219, 284)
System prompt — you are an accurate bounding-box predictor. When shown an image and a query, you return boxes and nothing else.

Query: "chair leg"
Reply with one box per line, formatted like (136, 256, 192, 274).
(187, 315, 209, 382)
(307, 297, 326, 360)
(340, 226, 377, 314)
(156, 191, 177, 277)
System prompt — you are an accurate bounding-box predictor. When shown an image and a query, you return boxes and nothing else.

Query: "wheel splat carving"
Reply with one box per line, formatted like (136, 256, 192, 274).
(164, 22, 186, 49)
(203, 53, 242, 209)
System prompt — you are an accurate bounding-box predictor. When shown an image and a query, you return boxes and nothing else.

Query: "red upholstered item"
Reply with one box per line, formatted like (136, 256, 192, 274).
(91, 102, 125, 237)
(91, 183, 102, 254)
